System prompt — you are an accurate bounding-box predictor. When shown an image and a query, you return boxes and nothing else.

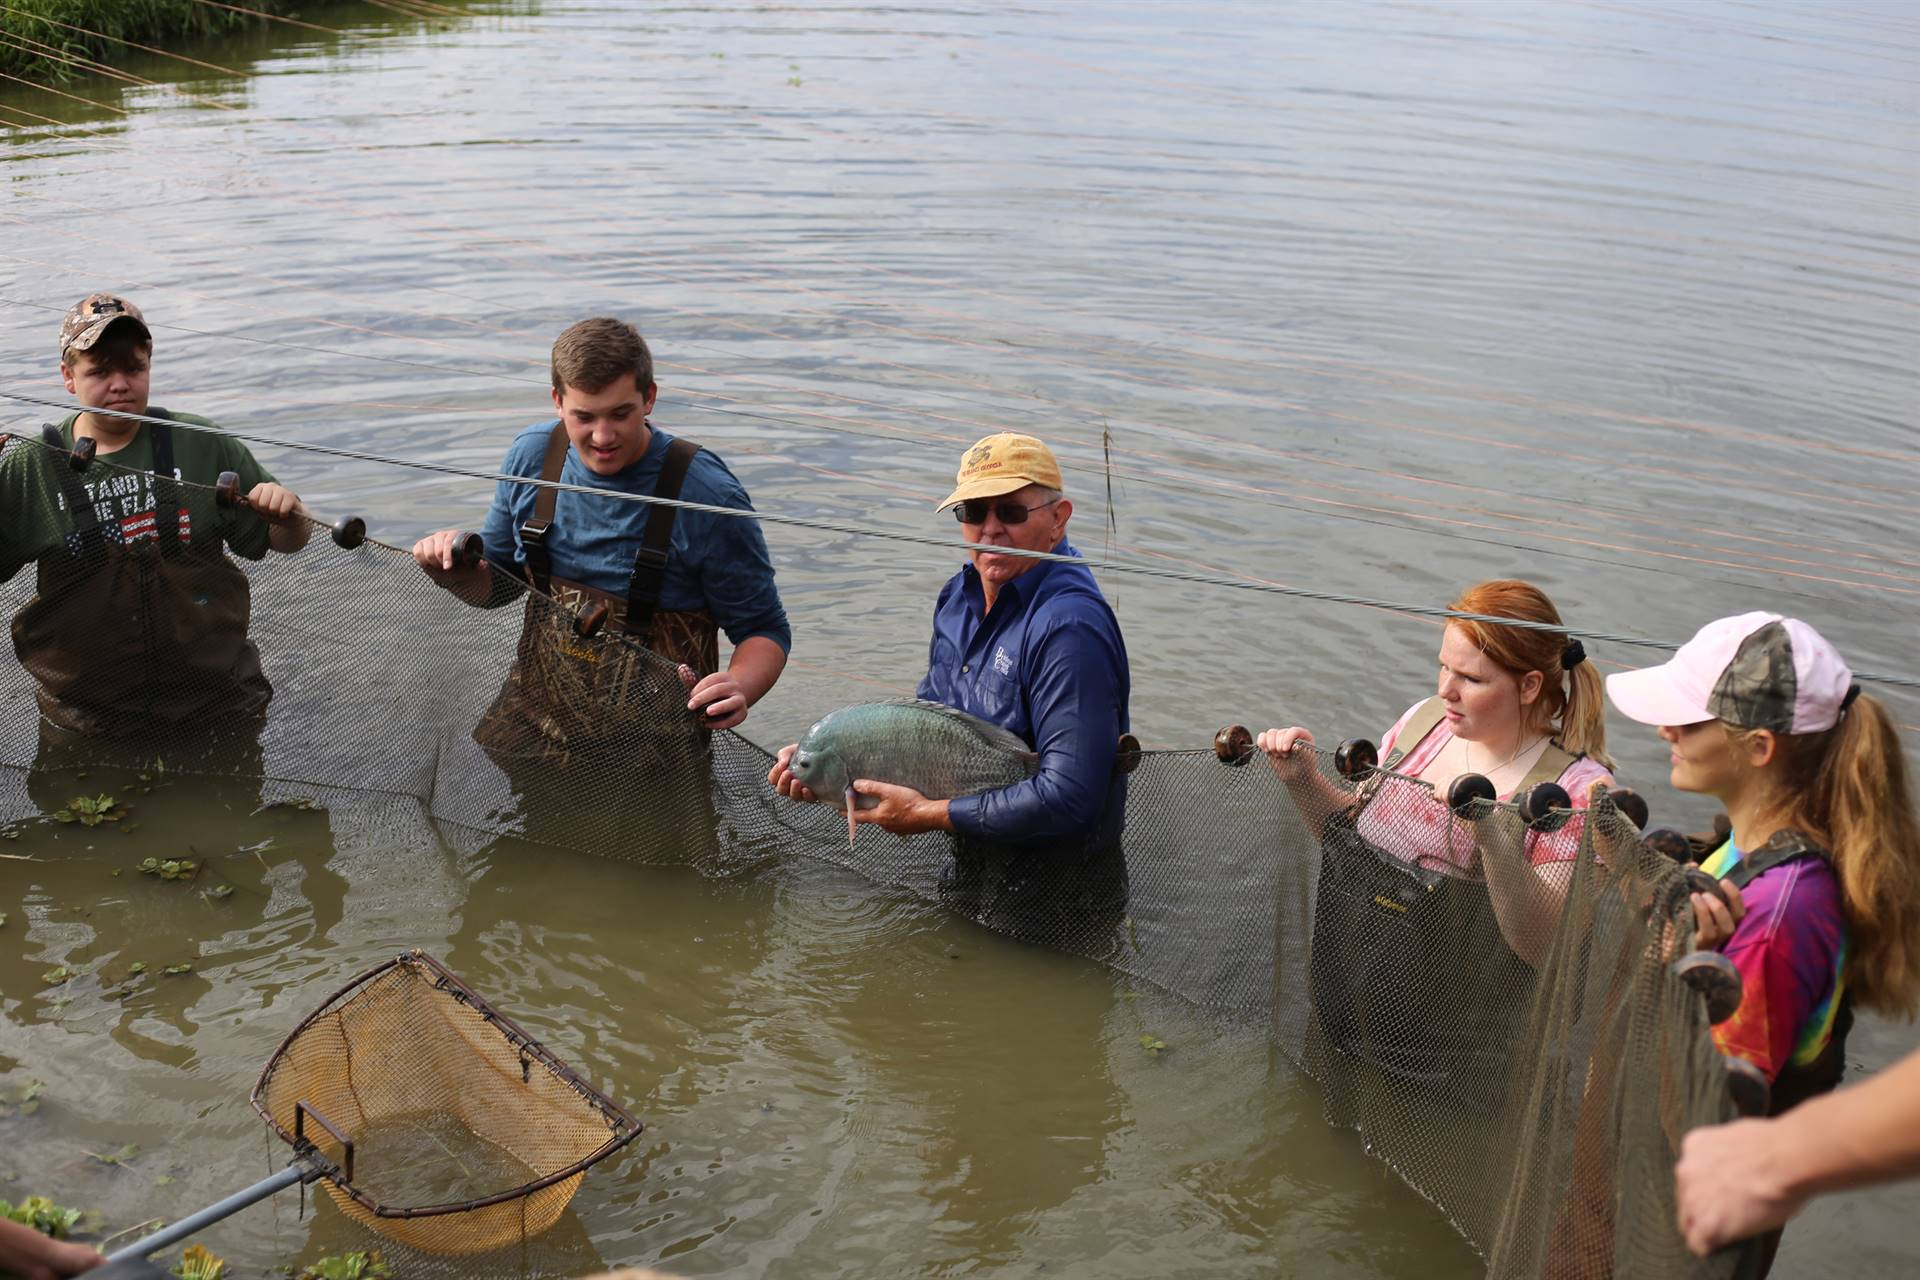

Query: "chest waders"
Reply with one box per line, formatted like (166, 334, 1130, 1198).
(1308, 696, 1580, 1111)
(472, 424, 720, 767)
(11, 415, 268, 739)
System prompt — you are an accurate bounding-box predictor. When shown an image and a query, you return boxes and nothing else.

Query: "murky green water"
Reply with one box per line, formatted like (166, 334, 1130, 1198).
(2, 1, 1918, 1275)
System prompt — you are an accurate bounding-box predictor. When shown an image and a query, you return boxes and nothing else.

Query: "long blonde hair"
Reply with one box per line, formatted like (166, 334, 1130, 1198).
(1737, 694, 1920, 1017)
(1448, 580, 1612, 769)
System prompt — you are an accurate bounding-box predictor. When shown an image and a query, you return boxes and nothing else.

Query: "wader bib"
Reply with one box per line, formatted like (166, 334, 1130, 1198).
(472, 424, 720, 766)
(11, 416, 268, 738)
(1309, 697, 1581, 1109)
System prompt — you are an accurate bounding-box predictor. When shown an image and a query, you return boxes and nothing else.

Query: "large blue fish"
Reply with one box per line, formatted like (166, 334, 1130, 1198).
(788, 699, 1039, 845)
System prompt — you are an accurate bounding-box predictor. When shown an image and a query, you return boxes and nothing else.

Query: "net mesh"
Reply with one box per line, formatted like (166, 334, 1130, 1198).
(251, 950, 642, 1256)
(0, 441, 1742, 1275)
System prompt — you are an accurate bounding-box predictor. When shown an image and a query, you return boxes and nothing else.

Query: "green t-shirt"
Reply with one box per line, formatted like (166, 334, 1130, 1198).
(0, 410, 276, 582)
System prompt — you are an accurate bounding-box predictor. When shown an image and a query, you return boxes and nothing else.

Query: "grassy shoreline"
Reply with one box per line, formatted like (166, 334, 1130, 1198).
(0, 2, 344, 83)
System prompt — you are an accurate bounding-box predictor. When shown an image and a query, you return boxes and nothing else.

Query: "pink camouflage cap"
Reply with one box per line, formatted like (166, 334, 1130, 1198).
(1605, 611, 1857, 734)
(59, 293, 150, 360)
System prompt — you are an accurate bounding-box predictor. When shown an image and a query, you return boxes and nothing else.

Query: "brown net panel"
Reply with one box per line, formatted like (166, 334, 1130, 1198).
(252, 950, 642, 1255)
(0, 438, 1744, 1275)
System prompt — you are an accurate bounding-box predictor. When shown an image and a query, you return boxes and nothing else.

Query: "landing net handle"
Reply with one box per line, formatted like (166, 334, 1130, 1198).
(248, 949, 643, 1222)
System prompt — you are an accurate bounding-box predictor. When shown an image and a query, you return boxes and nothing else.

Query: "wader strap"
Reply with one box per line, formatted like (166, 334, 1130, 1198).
(148, 411, 178, 556)
(1382, 697, 1449, 772)
(1382, 694, 1580, 792)
(1516, 741, 1580, 795)
(626, 436, 700, 636)
(1717, 829, 1829, 892)
(41, 424, 105, 556)
(520, 422, 571, 593)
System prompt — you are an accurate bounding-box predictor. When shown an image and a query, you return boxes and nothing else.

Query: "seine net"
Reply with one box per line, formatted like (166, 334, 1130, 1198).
(252, 950, 643, 1255)
(0, 438, 1742, 1277)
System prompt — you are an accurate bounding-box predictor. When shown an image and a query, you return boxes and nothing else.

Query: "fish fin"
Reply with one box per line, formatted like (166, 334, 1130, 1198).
(890, 698, 1036, 758)
(846, 787, 858, 849)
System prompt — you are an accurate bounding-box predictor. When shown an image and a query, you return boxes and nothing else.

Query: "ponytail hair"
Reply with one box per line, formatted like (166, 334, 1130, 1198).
(1763, 694, 1920, 1017)
(1448, 580, 1614, 770)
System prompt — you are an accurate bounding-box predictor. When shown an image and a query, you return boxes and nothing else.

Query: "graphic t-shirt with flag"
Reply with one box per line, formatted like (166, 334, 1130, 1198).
(0, 412, 275, 580)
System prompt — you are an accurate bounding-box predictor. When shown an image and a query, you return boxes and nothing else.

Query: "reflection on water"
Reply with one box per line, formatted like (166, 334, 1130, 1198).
(3, 0, 1919, 1276)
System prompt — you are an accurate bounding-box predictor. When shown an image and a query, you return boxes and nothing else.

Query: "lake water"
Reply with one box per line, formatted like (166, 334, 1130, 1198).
(2, 1, 1917, 1276)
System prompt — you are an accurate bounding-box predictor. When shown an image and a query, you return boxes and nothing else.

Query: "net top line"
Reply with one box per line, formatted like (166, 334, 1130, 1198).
(10, 393, 1920, 693)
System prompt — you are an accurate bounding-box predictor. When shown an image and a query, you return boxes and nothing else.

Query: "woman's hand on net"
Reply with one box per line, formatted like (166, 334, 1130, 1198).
(1257, 727, 1316, 781)
(767, 743, 817, 803)
(1690, 874, 1746, 950)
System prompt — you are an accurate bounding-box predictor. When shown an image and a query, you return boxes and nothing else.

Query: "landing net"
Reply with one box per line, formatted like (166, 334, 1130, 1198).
(0, 441, 1737, 1278)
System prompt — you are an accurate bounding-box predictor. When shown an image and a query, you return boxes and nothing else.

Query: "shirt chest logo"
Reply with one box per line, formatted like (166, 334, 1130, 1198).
(992, 645, 1014, 677)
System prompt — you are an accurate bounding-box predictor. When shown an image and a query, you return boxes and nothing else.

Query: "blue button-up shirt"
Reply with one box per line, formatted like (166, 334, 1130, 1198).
(918, 538, 1130, 845)
(478, 422, 790, 651)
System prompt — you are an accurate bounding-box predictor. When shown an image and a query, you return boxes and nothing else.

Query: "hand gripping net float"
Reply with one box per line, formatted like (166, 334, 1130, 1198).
(0, 439, 1750, 1279)
(251, 950, 642, 1254)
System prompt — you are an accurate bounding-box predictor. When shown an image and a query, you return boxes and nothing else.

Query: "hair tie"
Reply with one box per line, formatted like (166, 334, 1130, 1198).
(1560, 638, 1587, 670)
(1842, 683, 1862, 711)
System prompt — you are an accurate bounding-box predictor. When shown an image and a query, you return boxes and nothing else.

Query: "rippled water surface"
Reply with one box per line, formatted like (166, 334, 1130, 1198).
(2, 2, 1918, 1276)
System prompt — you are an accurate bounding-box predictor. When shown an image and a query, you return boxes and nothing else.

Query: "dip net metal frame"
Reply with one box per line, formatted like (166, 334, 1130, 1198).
(0, 439, 1749, 1277)
(252, 949, 643, 1255)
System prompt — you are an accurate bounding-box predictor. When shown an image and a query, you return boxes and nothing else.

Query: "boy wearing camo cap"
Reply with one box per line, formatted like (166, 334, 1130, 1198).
(0, 294, 311, 736)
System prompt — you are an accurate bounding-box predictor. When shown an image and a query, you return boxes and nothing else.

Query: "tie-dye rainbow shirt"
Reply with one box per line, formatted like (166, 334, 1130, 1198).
(1700, 839, 1848, 1082)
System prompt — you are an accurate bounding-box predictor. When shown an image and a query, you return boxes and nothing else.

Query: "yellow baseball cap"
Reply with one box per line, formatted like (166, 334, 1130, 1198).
(936, 433, 1065, 510)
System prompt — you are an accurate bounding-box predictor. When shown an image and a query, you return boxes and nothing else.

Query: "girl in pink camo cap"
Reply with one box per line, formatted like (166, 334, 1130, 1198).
(1608, 612, 1920, 1276)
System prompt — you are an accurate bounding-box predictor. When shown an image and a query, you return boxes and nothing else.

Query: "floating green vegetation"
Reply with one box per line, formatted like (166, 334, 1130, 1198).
(1139, 1033, 1169, 1057)
(173, 1243, 228, 1280)
(163, 963, 194, 976)
(41, 965, 73, 986)
(258, 796, 320, 813)
(0, 1079, 45, 1117)
(0, 910, 7, 928)
(294, 1250, 393, 1280)
(53, 794, 125, 827)
(86, 1143, 140, 1168)
(138, 857, 198, 881)
(1, 1194, 84, 1238)
(206, 885, 234, 901)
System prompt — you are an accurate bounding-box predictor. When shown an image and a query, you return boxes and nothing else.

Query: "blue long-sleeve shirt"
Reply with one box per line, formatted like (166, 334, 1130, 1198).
(478, 422, 790, 651)
(918, 538, 1130, 845)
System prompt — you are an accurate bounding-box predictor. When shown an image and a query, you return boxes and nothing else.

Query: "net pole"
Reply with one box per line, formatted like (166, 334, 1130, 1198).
(104, 1163, 312, 1262)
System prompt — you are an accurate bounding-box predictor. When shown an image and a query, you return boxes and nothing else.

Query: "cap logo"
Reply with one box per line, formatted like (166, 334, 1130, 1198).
(962, 443, 994, 474)
(90, 300, 124, 316)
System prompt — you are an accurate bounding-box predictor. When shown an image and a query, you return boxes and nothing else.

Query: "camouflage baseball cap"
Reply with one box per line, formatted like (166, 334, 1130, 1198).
(1606, 612, 1855, 734)
(59, 294, 150, 360)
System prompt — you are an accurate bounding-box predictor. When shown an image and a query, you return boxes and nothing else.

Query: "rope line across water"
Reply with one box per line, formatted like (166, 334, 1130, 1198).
(10, 390, 1920, 692)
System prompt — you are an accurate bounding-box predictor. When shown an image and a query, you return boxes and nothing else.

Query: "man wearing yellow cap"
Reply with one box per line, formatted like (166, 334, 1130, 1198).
(775, 433, 1131, 932)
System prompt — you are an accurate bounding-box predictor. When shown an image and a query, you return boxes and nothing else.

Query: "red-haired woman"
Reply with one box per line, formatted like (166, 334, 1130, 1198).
(1260, 578, 1615, 966)
(1608, 613, 1920, 1274)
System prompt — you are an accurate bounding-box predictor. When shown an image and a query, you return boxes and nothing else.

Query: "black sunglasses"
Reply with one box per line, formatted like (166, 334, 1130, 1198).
(953, 497, 1059, 526)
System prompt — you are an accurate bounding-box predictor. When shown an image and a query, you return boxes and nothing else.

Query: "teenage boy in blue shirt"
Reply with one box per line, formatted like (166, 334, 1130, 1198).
(413, 317, 788, 736)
